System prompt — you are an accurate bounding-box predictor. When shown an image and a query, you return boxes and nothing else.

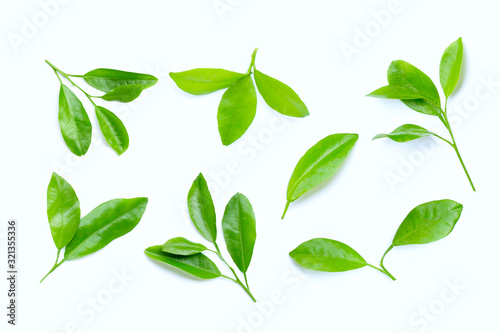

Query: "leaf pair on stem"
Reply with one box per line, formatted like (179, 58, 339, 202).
(145, 173, 258, 302)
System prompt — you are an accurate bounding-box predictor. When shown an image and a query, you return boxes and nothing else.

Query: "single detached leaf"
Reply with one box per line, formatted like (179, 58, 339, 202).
(145, 245, 221, 279)
(289, 238, 367, 272)
(95, 106, 129, 155)
(254, 70, 309, 117)
(217, 75, 257, 145)
(188, 173, 217, 242)
(440, 37, 463, 98)
(47, 173, 81, 249)
(367, 85, 426, 100)
(64, 197, 148, 260)
(58, 84, 92, 156)
(285, 133, 358, 209)
(83, 69, 158, 93)
(392, 199, 463, 246)
(373, 124, 435, 142)
(222, 193, 256, 273)
(170, 68, 246, 95)
(162, 237, 208, 256)
(387, 60, 441, 116)
(101, 84, 144, 103)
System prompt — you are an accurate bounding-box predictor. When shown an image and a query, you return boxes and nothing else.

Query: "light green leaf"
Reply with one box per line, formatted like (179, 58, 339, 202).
(145, 245, 221, 279)
(47, 173, 81, 249)
(217, 75, 257, 145)
(373, 124, 435, 142)
(440, 38, 463, 98)
(290, 238, 367, 272)
(254, 70, 309, 117)
(367, 85, 426, 100)
(170, 68, 246, 95)
(162, 237, 208, 256)
(95, 106, 129, 155)
(58, 84, 92, 156)
(83, 69, 158, 93)
(188, 173, 217, 242)
(222, 193, 256, 273)
(101, 84, 144, 103)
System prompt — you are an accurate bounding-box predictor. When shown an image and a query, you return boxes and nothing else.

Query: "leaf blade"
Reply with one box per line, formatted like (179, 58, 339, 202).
(440, 38, 463, 98)
(170, 68, 246, 95)
(367, 85, 426, 100)
(83, 69, 158, 93)
(188, 173, 217, 242)
(162, 237, 208, 256)
(372, 124, 435, 142)
(100, 84, 144, 103)
(95, 106, 129, 155)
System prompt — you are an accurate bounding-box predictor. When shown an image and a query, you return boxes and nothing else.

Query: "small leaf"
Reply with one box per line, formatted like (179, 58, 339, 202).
(373, 124, 435, 142)
(217, 75, 257, 145)
(47, 173, 81, 249)
(58, 84, 92, 156)
(83, 69, 158, 93)
(162, 237, 208, 256)
(145, 245, 221, 279)
(64, 197, 148, 260)
(283, 133, 358, 218)
(392, 200, 463, 246)
(367, 85, 426, 100)
(95, 106, 129, 155)
(101, 84, 144, 103)
(254, 70, 309, 117)
(440, 38, 463, 98)
(170, 68, 246, 95)
(289, 238, 367, 272)
(188, 173, 217, 242)
(222, 193, 256, 273)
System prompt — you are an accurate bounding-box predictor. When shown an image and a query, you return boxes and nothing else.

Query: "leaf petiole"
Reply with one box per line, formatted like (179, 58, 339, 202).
(40, 249, 65, 283)
(246, 48, 259, 74)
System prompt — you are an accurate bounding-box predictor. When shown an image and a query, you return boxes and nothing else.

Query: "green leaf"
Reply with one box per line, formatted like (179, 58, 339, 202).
(440, 38, 463, 98)
(289, 238, 367, 272)
(221, 193, 256, 273)
(58, 84, 92, 156)
(162, 237, 208, 256)
(387, 60, 441, 116)
(101, 84, 144, 103)
(373, 124, 435, 142)
(283, 133, 358, 218)
(95, 106, 129, 155)
(392, 199, 463, 246)
(145, 245, 221, 279)
(188, 173, 217, 242)
(47, 173, 81, 249)
(83, 68, 158, 93)
(367, 85, 426, 100)
(254, 70, 309, 117)
(170, 68, 246, 95)
(217, 75, 257, 145)
(64, 197, 148, 260)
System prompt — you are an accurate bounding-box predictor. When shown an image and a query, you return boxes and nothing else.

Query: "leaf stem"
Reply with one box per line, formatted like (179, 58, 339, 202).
(367, 263, 396, 281)
(246, 48, 259, 74)
(281, 201, 291, 220)
(40, 250, 65, 283)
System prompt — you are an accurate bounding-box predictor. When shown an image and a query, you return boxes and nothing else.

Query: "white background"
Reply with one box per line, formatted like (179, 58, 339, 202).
(1, 0, 499, 332)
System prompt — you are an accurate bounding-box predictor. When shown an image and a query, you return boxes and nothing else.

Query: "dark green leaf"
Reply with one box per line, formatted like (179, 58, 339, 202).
(170, 68, 246, 95)
(64, 197, 148, 260)
(367, 85, 426, 100)
(222, 193, 256, 273)
(188, 173, 217, 242)
(95, 106, 129, 155)
(145, 245, 221, 279)
(373, 124, 435, 142)
(83, 68, 158, 93)
(440, 38, 463, 98)
(58, 84, 92, 156)
(101, 84, 144, 103)
(289, 238, 367, 272)
(217, 75, 257, 145)
(162, 237, 208, 256)
(254, 70, 309, 117)
(392, 200, 463, 246)
(47, 173, 80, 249)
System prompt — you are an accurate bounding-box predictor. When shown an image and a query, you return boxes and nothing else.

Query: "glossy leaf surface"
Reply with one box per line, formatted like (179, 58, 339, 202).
(83, 69, 158, 93)
(101, 84, 144, 103)
(188, 173, 217, 242)
(440, 37, 463, 98)
(373, 124, 435, 142)
(170, 68, 246, 95)
(162, 237, 208, 256)
(367, 85, 425, 100)
(95, 106, 129, 155)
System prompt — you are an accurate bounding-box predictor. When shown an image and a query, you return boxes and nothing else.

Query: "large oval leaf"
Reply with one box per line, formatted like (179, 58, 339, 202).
(289, 238, 367, 272)
(95, 106, 129, 155)
(222, 193, 256, 273)
(188, 173, 217, 242)
(254, 70, 309, 117)
(47, 172, 81, 249)
(162, 237, 208, 256)
(440, 38, 463, 98)
(217, 75, 257, 146)
(64, 197, 148, 260)
(170, 68, 246, 95)
(283, 133, 358, 218)
(392, 199, 463, 246)
(145, 245, 221, 279)
(101, 84, 144, 103)
(373, 124, 435, 142)
(58, 84, 92, 156)
(83, 69, 158, 93)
